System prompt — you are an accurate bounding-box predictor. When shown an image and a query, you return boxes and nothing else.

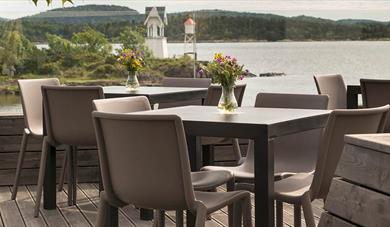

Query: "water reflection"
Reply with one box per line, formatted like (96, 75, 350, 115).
(0, 95, 22, 113)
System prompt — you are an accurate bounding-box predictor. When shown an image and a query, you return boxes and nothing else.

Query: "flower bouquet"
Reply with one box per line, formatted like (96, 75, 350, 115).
(200, 53, 247, 113)
(117, 48, 145, 91)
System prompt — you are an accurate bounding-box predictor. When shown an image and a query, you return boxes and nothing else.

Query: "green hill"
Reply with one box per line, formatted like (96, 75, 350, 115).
(23, 4, 143, 24)
(16, 5, 390, 42)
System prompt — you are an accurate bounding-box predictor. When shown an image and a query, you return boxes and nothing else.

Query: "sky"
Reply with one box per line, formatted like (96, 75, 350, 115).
(1, 0, 390, 21)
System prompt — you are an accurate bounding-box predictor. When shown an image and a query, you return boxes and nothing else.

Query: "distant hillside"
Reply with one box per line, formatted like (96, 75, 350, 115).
(23, 5, 143, 24)
(0, 17, 8, 21)
(17, 5, 390, 42)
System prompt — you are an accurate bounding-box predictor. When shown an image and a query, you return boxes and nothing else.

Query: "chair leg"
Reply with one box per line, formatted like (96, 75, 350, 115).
(294, 204, 302, 227)
(232, 199, 242, 227)
(153, 210, 165, 227)
(276, 201, 283, 227)
(242, 195, 252, 227)
(175, 210, 184, 227)
(67, 146, 74, 206)
(11, 131, 29, 200)
(202, 145, 215, 166)
(227, 178, 235, 226)
(301, 194, 315, 227)
(194, 202, 207, 227)
(97, 194, 118, 227)
(58, 146, 69, 192)
(34, 138, 49, 217)
(72, 146, 78, 205)
(232, 138, 243, 165)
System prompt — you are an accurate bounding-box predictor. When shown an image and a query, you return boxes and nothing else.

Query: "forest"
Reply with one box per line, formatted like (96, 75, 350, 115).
(1, 5, 389, 42)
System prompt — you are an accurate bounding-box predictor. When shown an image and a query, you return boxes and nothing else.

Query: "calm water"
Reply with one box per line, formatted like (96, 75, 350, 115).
(2, 41, 390, 113)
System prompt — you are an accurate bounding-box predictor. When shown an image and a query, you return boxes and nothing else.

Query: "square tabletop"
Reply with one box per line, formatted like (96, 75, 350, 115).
(137, 105, 331, 138)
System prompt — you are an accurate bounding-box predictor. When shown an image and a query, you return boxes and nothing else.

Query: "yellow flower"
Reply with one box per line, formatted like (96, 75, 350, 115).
(214, 53, 223, 60)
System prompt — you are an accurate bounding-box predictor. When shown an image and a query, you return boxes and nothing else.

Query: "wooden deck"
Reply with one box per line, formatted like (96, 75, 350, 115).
(0, 184, 324, 227)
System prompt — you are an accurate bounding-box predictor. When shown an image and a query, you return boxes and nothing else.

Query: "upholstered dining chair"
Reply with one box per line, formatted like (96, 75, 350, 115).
(159, 77, 212, 109)
(11, 78, 67, 200)
(268, 105, 389, 227)
(93, 96, 235, 225)
(314, 74, 347, 109)
(360, 79, 390, 132)
(202, 84, 247, 165)
(34, 85, 104, 217)
(92, 112, 252, 227)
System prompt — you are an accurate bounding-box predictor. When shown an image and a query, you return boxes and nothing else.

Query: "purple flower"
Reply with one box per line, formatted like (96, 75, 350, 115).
(239, 75, 244, 80)
(198, 69, 205, 76)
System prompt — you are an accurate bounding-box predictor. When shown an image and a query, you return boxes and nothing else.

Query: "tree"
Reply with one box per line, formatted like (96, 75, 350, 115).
(119, 26, 151, 58)
(72, 27, 112, 55)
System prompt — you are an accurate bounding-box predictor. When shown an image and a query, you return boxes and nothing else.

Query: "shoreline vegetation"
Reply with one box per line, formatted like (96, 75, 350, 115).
(2, 4, 390, 94)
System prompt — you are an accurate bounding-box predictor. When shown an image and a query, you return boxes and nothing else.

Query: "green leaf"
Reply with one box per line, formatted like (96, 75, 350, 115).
(32, 0, 38, 5)
(46, 0, 52, 5)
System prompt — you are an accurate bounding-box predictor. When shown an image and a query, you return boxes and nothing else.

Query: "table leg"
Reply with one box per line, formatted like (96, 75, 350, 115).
(186, 135, 202, 171)
(254, 134, 274, 227)
(347, 87, 359, 109)
(140, 208, 154, 220)
(43, 144, 57, 209)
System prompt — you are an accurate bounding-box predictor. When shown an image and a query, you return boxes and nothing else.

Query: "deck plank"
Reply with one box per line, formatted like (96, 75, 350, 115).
(0, 187, 26, 227)
(27, 185, 69, 227)
(55, 189, 91, 227)
(14, 186, 47, 227)
(0, 183, 324, 227)
(78, 183, 135, 227)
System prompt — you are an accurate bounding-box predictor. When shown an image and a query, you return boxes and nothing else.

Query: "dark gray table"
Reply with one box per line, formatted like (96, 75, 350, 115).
(103, 86, 208, 106)
(134, 106, 330, 227)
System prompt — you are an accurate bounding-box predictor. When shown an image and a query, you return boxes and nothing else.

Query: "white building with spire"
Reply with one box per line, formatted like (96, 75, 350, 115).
(144, 7, 168, 58)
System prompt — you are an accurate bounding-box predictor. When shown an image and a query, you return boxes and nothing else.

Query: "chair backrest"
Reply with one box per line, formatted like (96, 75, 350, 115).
(311, 105, 389, 200)
(252, 93, 329, 174)
(162, 77, 211, 88)
(17, 78, 60, 135)
(314, 74, 347, 109)
(93, 96, 151, 113)
(159, 77, 211, 108)
(92, 112, 195, 210)
(360, 79, 390, 132)
(204, 84, 247, 106)
(42, 85, 104, 146)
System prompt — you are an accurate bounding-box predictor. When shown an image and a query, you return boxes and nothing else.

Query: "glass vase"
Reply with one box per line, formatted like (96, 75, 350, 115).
(218, 86, 238, 113)
(126, 71, 140, 91)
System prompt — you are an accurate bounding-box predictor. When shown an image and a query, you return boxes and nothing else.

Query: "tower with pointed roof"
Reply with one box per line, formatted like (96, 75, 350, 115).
(144, 7, 168, 58)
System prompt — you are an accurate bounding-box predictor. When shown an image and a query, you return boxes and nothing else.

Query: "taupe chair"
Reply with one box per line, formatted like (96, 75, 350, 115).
(202, 93, 329, 181)
(11, 78, 67, 200)
(202, 84, 247, 165)
(92, 113, 252, 227)
(314, 74, 347, 109)
(361, 79, 390, 132)
(269, 105, 389, 227)
(162, 77, 211, 88)
(93, 96, 235, 224)
(34, 85, 104, 217)
(92, 96, 233, 191)
(159, 77, 211, 109)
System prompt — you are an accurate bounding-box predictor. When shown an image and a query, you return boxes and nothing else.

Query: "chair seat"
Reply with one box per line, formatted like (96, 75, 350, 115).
(27, 127, 43, 137)
(195, 190, 250, 214)
(201, 165, 254, 180)
(191, 170, 233, 191)
(273, 173, 313, 203)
